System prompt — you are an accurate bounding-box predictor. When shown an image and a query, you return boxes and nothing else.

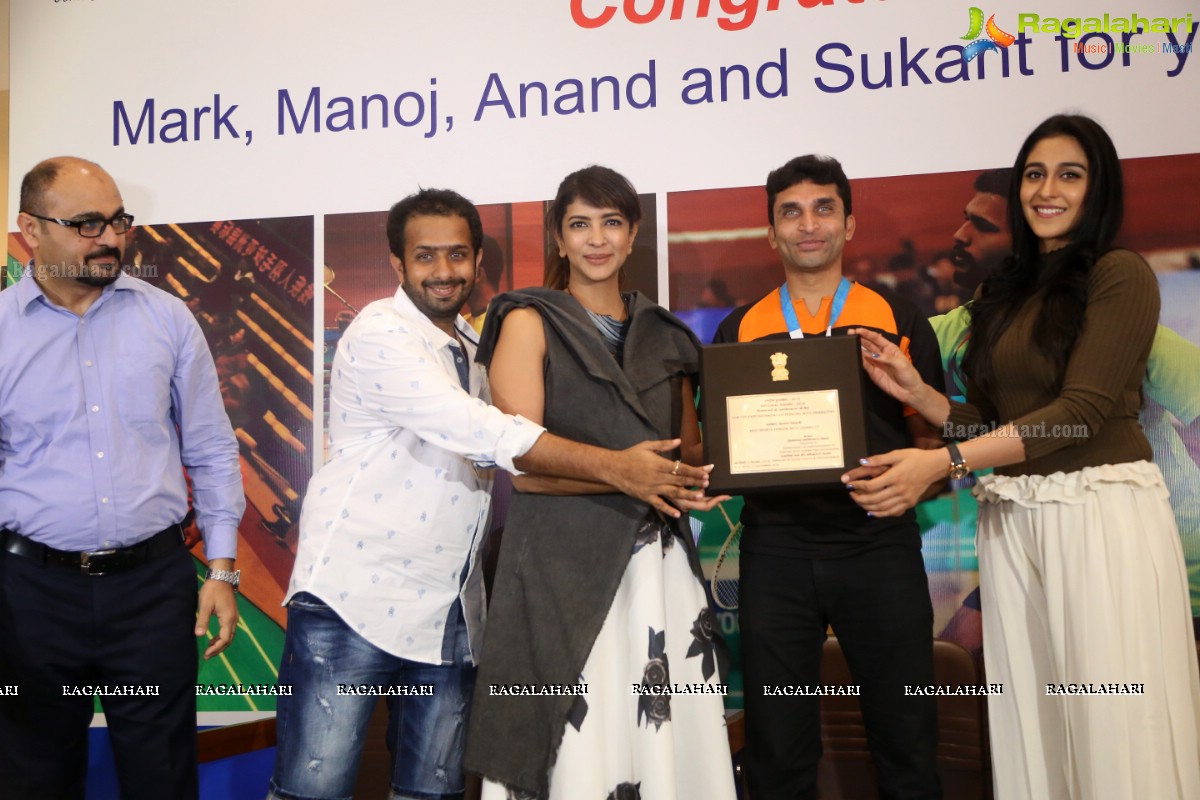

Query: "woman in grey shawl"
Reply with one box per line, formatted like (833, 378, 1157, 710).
(465, 166, 736, 800)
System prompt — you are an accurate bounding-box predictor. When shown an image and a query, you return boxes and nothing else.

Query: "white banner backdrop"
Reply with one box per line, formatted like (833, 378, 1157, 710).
(10, 0, 1198, 223)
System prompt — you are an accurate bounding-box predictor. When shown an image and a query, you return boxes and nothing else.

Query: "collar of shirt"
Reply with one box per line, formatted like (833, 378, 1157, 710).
(389, 285, 480, 350)
(15, 266, 140, 317)
(390, 286, 479, 394)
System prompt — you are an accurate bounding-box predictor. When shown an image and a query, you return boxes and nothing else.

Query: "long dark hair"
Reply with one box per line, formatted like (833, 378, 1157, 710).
(963, 114, 1124, 394)
(544, 165, 642, 290)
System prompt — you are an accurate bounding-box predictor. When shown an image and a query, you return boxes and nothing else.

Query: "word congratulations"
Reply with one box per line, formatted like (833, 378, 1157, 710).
(1018, 13, 1194, 39)
(570, 0, 886, 32)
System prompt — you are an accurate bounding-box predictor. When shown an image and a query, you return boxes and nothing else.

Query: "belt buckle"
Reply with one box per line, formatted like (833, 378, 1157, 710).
(80, 549, 118, 576)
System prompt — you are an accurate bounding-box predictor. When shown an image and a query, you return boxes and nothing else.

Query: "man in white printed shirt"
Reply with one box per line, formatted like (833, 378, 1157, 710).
(267, 189, 712, 800)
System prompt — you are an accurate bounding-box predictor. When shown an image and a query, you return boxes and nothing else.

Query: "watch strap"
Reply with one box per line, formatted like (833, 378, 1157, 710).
(205, 567, 241, 590)
(945, 441, 970, 479)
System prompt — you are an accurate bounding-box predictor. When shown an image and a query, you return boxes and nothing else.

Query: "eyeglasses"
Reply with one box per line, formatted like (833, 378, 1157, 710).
(24, 212, 135, 238)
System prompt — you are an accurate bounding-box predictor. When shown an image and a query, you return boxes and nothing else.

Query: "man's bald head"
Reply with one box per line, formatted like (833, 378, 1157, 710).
(19, 157, 110, 216)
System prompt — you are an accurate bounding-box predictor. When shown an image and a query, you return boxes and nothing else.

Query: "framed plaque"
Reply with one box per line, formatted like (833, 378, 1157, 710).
(699, 335, 870, 493)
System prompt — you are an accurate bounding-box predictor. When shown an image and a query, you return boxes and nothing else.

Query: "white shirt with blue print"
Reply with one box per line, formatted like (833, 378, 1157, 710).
(286, 286, 544, 664)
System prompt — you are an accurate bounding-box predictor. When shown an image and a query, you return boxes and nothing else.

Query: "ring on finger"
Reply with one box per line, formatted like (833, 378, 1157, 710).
(671, 459, 681, 476)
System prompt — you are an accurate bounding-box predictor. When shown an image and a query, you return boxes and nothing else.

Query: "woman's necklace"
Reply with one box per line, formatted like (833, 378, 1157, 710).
(565, 284, 627, 322)
(566, 286, 629, 356)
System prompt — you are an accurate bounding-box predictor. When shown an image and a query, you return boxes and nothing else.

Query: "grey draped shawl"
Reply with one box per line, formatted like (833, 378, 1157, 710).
(463, 288, 722, 798)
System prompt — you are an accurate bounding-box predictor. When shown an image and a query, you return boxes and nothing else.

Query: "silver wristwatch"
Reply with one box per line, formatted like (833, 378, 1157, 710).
(205, 567, 241, 591)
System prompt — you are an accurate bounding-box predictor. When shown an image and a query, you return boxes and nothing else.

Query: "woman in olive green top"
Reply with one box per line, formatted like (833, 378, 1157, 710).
(842, 115, 1200, 799)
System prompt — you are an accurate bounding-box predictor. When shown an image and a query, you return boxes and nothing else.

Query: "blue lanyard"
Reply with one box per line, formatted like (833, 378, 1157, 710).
(779, 277, 853, 339)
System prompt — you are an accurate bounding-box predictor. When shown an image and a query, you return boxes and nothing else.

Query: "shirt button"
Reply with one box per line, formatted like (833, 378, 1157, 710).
(85, 360, 93, 367)
(101, 497, 109, 504)
(96, 451, 105, 459)
(91, 405, 100, 412)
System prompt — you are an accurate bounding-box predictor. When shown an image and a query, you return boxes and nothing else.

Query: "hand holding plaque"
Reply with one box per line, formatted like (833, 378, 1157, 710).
(700, 336, 869, 493)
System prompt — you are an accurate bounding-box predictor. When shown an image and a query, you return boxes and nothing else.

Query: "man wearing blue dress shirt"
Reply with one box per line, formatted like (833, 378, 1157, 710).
(0, 157, 246, 800)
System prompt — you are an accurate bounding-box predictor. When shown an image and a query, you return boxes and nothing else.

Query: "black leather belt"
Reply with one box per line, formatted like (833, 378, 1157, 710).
(0, 525, 184, 576)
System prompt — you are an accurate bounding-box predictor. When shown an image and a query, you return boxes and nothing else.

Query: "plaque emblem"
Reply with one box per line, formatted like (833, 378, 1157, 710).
(770, 352, 789, 382)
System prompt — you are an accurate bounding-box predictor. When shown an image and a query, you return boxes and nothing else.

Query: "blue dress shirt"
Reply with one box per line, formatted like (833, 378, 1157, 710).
(0, 270, 244, 558)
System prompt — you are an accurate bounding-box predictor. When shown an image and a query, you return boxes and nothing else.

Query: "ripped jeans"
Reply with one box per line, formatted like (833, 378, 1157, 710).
(267, 593, 476, 800)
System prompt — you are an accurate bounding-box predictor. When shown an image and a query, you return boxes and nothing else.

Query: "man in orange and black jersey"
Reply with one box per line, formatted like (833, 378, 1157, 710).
(713, 155, 944, 800)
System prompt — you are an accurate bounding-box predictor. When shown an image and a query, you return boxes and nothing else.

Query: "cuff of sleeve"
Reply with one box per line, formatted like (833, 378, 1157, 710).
(202, 525, 239, 561)
(1009, 406, 1095, 460)
(944, 400, 987, 439)
(491, 414, 546, 476)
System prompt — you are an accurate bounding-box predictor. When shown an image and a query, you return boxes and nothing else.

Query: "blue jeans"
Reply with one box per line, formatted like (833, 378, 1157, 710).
(268, 593, 476, 800)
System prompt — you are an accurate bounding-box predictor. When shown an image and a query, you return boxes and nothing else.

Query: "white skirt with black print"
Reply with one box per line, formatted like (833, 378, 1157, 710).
(482, 516, 737, 800)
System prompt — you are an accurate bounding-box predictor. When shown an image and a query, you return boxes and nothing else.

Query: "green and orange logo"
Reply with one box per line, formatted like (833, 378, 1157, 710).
(960, 7, 1016, 61)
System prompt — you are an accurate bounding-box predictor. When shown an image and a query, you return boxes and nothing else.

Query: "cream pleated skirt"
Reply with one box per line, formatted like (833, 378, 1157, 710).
(975, 461, 1200, 800)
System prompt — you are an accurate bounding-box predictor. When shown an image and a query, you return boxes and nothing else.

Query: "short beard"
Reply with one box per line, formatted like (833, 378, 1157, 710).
(75, 272, 121, 288)
(75, 245, 125, 287)
(401, 278, 470, 325)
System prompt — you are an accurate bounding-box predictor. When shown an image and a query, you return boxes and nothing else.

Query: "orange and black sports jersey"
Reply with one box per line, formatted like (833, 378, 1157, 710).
(712, 281, 943, 558)
(716, 281, 913, 352)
